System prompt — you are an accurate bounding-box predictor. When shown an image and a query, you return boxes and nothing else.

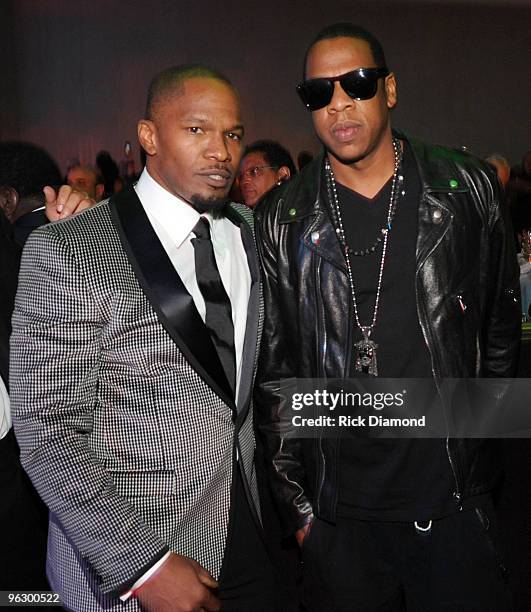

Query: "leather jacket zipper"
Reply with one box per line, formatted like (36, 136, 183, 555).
(416, 276, 462, 507)
(456, 293, 467, 313)
(446, 438, 461, 505)
(415, 195, 462, 506)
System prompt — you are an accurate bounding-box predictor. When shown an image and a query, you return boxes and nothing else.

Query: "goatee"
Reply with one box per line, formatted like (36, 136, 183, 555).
(190, 194, 230, 216)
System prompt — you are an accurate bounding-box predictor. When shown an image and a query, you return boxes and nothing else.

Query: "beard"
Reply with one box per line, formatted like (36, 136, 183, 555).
(190, 194, 230, 216)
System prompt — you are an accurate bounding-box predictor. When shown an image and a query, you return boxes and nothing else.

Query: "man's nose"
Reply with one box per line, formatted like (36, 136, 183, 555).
(328, 81, 354, 113)
(206, 133, 231, 161)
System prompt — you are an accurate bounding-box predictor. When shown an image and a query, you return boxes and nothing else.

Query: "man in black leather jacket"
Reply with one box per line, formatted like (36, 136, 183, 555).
(255, 23, 520, 611)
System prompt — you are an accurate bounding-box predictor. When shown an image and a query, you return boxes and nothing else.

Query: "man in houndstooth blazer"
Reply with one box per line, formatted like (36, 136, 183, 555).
(9, 66, 276, 611)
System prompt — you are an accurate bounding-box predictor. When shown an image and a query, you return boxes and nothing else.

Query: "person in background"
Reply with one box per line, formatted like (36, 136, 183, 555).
(509, 150, 531, 245)
(0, 141, 93, 246)
(0, 205, 49, 591)
(96, 150, 124, 198)
(67, 164, 105, 202)
(0, 141, 63, 225)
(238, 140, 296, 208)
(0, 142, 91, 590)
(510, 151, 531, 198)
(64, 157, 81, 179)
(486, 153, 511, 190)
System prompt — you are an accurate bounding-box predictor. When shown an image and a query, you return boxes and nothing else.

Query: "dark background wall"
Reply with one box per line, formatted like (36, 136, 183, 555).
(1, 0, 529, 172)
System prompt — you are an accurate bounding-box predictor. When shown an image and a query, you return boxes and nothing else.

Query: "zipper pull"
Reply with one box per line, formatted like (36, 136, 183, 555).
(456, 294, 467, 313)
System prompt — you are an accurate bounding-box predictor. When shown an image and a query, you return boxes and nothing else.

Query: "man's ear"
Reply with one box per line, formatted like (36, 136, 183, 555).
(138, 119, 157, 156)
(0, 186, 19, 222)
(385, 73, 397, 110)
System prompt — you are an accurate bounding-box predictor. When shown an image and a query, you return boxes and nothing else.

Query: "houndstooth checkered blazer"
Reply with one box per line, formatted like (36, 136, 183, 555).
(9, 186, 263, 611)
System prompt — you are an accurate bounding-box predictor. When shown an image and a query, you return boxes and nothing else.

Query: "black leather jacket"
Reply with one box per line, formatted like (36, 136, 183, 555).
(254, 132, 521, 534)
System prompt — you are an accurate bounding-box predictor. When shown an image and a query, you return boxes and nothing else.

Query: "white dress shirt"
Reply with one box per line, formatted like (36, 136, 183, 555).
(135, 168, 251, 397)
(0, 376, 11, 440)
(121, 168, 252, 599)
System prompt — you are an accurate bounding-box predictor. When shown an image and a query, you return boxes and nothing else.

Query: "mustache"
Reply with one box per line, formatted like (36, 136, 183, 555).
(198, 164, 233, 179)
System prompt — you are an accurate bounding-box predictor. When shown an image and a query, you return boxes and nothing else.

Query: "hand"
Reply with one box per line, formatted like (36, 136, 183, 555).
(295, 521, 312, 548)
(135, 553, 220, 612)
(44, 185, 95, 222)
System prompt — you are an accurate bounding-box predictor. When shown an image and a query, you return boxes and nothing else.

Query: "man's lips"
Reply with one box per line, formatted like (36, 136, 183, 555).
(197, 168, 233, 188)
(330, 121, 362, 143)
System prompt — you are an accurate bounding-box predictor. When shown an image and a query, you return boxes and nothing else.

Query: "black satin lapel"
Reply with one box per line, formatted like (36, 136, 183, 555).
(109, 186, 234, 404)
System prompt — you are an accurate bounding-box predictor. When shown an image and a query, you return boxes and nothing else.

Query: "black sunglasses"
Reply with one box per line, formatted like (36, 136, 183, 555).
(296, 67, 390, 111)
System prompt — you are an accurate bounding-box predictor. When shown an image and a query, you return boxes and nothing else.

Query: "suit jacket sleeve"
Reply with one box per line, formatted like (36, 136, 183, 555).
(9, 226, 169, 596)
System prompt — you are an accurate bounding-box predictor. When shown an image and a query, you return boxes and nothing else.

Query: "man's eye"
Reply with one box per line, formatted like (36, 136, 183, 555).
(227, 132, 242, 142)
(188, 127, 204, 134)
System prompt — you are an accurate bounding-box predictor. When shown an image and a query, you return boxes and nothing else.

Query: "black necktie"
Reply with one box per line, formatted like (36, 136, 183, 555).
(191, 217, 236, 394)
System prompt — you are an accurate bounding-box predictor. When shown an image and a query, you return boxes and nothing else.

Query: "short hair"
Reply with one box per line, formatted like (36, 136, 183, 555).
(0, 141, 62, 198)
(145, 63, 235, 120)
(303, 23, 387, 78)
(67, 164, 104, 185)
(243, 140, 297, 176)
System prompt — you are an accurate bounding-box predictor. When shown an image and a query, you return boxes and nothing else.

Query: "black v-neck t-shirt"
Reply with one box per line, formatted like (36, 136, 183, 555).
(335, 141, 456, 521)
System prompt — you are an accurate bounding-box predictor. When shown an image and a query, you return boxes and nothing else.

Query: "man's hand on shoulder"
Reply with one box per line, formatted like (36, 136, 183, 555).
(44, 185, 95, 222)
(135, 553, 220, 612)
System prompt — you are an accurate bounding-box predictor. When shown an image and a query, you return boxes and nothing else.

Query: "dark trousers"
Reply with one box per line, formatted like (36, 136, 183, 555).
(0, 428, 49, 590)
(218, 466, 296, 611)
(302, 499, 512, 612)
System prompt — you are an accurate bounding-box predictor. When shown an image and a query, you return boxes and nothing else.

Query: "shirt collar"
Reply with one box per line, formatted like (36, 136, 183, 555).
(135, 168, 202, 248)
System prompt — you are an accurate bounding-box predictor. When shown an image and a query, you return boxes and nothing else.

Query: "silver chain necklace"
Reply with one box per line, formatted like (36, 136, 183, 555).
(325, 138, 403, 376)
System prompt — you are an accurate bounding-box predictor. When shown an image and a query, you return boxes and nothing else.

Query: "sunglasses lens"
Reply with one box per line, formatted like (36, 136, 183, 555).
(297, 69, 387, 110)
(341, 72, 379, 100)
(297, 79, 334, 111)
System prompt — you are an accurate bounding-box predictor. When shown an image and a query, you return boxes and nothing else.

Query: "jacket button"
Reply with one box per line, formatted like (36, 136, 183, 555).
(432, 208, 443, 223)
